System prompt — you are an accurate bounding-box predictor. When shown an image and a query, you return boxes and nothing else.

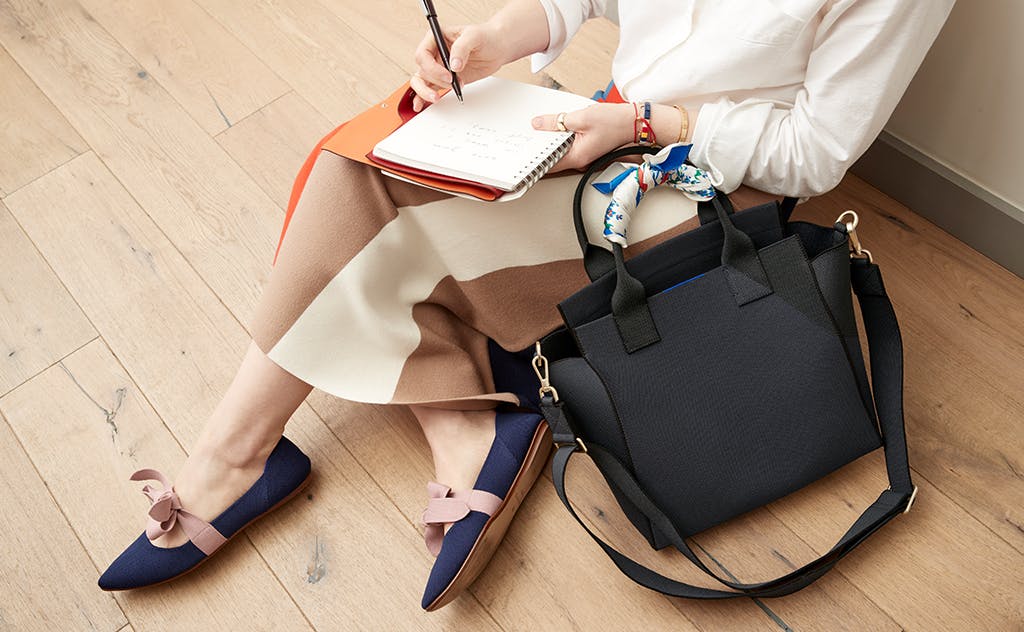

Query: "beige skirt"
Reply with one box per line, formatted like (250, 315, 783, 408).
(250, 149, 778, 410)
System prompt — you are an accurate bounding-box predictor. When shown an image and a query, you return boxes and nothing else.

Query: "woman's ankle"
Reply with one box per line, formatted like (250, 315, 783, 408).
(413, 407, 496, 490)
(190, 415, 285, 471)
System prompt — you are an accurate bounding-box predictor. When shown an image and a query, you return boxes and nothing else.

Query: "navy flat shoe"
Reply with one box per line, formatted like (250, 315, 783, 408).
(420, 409, 551, 611)
(98, 436, 311, 591)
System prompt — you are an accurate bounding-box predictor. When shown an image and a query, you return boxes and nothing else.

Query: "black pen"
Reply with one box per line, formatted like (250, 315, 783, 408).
(420, 0, 463, 102)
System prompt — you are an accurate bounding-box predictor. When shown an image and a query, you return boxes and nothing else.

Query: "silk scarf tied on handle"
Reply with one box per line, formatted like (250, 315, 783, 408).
(593, 144, 715, 246)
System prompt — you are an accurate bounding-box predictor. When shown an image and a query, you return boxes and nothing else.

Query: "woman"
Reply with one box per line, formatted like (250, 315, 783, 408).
(98, 0, 953, 611)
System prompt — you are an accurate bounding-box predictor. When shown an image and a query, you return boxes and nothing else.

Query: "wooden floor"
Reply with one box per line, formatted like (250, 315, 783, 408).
(0, 1, 1021, 630)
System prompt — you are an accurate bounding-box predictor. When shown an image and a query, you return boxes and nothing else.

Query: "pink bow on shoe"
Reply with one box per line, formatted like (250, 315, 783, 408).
(421, 482, 502, 556)
(130, 469, 228, 556)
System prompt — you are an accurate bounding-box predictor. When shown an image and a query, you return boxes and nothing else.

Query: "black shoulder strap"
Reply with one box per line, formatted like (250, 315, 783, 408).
(543, 259, 916, 598)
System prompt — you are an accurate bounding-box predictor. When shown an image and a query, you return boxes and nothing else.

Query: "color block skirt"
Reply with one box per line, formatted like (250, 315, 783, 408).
(250, 148, 778, 410)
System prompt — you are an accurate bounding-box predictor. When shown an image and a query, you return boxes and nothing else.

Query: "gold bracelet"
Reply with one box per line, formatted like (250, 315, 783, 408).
(671, 104, 688, 144)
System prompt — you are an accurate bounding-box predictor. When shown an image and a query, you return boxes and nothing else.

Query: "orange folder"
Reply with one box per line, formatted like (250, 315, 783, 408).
(321, 83, 503, 202)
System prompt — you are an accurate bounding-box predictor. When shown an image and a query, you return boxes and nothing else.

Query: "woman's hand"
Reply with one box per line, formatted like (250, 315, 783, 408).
(411, 23, 508, 111)
(533, 102, 692, 172)
(531, 103, 637, 172)
(410, 0, 552, 111)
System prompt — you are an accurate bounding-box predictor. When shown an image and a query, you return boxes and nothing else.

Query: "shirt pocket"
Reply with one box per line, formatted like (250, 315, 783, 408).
(732, 0, 819, 47)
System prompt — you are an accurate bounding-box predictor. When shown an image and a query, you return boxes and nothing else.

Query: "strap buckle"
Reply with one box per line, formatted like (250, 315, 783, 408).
(532, 342, 560, 402)
(555, 437, 588, 453)
(903, 485, 919, 514)
(837, 210, 873, 263)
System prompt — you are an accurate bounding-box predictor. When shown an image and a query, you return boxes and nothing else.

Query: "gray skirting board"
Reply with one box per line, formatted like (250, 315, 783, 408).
(850, 131, 1024, 278)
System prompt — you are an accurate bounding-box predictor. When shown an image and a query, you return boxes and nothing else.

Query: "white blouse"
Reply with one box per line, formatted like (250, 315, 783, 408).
(532, 0, 954, 197)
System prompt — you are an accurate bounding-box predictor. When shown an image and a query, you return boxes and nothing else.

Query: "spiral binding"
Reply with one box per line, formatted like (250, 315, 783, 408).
(511, 134, 576, 192)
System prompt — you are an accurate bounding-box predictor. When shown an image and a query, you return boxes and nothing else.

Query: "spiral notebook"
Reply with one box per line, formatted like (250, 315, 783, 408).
(372, 77, 595, 197)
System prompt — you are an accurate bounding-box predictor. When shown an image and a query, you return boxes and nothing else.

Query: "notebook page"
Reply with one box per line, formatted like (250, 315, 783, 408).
(373, 77, 595, 191)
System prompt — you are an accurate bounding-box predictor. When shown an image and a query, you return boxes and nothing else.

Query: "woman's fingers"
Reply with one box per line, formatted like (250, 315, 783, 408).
(531, 108, 588, 132)
(448, 25, 482, 72)
(410, 73, 447, 111)
(414, 30, 453, 87)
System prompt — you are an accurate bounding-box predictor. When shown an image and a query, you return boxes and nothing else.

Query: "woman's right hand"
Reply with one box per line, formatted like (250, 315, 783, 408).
(411, 23, 509, 111)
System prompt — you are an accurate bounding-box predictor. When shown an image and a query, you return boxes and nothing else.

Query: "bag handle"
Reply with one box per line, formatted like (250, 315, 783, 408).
(541, 259, 917, 598)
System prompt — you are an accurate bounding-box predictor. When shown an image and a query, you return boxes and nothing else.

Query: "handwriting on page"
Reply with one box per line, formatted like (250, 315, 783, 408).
(429, 123, 544, 162)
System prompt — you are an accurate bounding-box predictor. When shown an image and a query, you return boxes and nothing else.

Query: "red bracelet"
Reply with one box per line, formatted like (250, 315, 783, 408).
(632, 102, 657, 146)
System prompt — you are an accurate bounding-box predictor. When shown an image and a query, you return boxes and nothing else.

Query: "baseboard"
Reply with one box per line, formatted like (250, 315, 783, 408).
(849, 132, 1024, 278)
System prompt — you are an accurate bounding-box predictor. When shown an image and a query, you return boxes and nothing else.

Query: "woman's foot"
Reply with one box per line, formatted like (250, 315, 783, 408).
(98, 435, 312, 591)
(411, 407, 551, 611)
(148, 341, 312, 548)
(98, 341, 316, 590)
(415, 406, 497, 494)
(148, 431, 278, 548)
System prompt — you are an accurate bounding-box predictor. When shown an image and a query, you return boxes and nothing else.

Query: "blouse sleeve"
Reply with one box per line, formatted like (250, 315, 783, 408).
(530, 0, 607, 72)
(688, 0, 955, 197)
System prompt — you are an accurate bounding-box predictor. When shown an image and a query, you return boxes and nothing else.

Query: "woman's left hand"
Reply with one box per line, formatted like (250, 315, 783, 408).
(532, 103, 635, 172)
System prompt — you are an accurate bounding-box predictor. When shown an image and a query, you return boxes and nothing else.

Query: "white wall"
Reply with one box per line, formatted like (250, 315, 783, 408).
(884, 0, 1024, 211)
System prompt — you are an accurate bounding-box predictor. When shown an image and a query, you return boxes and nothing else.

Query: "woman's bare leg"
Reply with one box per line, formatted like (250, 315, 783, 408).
(154, 341, 312, 547)
(410, 406, 497, 492)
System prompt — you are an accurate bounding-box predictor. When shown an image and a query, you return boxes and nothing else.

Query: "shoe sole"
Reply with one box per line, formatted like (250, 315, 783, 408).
(100, 471, 314, 591)
(424, 420, 553, 612)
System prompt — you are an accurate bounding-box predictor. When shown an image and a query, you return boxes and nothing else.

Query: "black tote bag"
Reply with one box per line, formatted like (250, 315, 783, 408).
(534, 146, 917, 599)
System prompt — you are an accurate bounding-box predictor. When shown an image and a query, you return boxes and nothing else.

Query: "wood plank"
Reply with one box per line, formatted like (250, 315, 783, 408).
(196, 0, 410, 123)
(4, 152, 497, 629)
(0, 46, 85, 195)
(0, 201, 96, 396)
(0, 0, 286, 327)
(768, 452, 1024, 629)
(76, 0, 290, 135)
(215, 92, 331, 209)
(316, 0, 472, 76)
(800, 177, 1024, 552)
(0, 411, 126, 631)
(0, 339, 310, 631)
(308, 393, 706, 630)
(4, 150, 245, 442)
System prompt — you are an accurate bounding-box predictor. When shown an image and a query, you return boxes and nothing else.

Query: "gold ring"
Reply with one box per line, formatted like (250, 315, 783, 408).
(556, 112, 569, 132)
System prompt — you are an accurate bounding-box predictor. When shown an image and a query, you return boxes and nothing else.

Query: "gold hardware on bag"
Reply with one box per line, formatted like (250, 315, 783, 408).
(903, 485, 919, 514)
(532, 341, 559, 402)
(837, 210, 872, 263)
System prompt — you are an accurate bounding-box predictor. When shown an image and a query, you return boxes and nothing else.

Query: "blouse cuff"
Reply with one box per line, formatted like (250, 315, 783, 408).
(689, 97, 774, 194)
(530, 0, 605, 73)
